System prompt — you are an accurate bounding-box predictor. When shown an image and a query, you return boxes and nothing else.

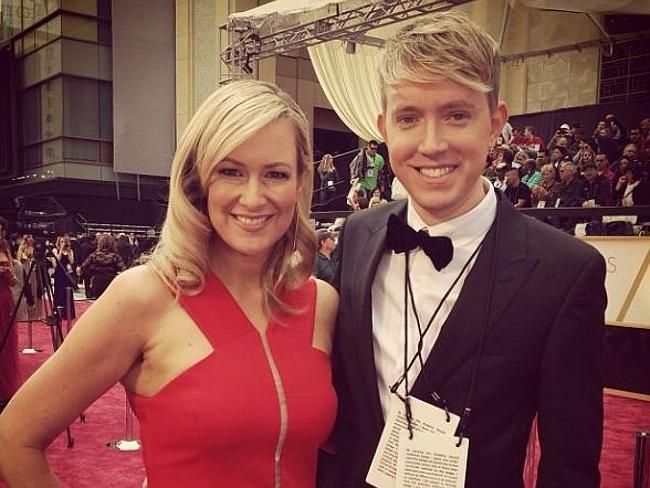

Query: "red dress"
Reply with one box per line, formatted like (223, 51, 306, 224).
(128, 273, 337, 487)
(0, 261, 18, 402)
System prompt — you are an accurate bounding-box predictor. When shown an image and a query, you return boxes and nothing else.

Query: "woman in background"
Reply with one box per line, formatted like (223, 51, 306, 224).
(16, 235, 45, 323)
(368, 187, 387, 208)
(81, 234, 126, 299)
(317, 153, 339, 211)
(614, 163, 650, 207)
(0, 239, 18, 412)
(51, 235, 75, 319)
(531, 164, 560, 208)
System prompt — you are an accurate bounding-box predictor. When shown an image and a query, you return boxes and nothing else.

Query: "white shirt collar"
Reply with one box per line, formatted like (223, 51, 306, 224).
(406, 178, 497, 246)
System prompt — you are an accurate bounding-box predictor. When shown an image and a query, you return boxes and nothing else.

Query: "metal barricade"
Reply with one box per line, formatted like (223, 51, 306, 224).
(65, 286, 74, 335)
(634, 431, 649, 488)
(107, 392, 141, 451)
(20, 321, 41, 354)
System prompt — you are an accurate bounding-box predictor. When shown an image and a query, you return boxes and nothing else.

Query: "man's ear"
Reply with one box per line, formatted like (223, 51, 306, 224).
(377, 112, 387, 143)
(490, 102, 508, 146)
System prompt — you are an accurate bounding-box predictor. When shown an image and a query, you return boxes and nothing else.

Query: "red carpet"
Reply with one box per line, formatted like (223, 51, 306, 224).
(2, 302, 146, 488)
(525, 393, 650, 488)
(601, 393, 650, 487)
(2, 301, 649, 487)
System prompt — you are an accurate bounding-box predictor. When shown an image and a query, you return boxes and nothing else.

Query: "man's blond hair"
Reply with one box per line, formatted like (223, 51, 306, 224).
(378, 9, 500, 111)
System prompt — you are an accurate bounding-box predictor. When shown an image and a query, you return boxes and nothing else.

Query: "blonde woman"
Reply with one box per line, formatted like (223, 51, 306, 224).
(531, 164, 560, 208)
(317, 153, 339, 210)
(16, 235, 45, 322)
(0, 80, 338, 487)
(16, 235, 34, 263)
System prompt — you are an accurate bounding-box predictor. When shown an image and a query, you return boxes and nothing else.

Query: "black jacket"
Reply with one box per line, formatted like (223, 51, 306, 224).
(314, 252, 336, 285)
(582, 176, 612, 206)
(320, 192, 605, 488)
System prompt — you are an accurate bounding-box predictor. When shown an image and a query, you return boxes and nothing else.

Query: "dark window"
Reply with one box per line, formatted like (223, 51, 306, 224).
(63, 76, 99, 138)
(21, 85, 42, 144)
(599, 38, 650, 103)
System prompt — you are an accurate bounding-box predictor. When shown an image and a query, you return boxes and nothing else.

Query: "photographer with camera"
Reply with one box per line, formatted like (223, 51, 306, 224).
(546, 123, 571, 153)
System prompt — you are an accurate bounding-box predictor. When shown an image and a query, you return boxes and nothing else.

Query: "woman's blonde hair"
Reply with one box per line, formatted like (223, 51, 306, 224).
(17, 235, 34, 260)
(540, 163, 557, 179)
(318, 154, 335, 173)
(151, 79, 316, 319)
(378, 9, 500, 111)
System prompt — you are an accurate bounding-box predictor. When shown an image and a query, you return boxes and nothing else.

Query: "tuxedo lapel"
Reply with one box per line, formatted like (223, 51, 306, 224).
(344, 201, 407, 433)
(411, 195, 539, 401)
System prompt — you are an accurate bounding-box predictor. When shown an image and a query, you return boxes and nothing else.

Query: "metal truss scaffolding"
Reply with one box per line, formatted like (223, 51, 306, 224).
(221, 0, 474, 75)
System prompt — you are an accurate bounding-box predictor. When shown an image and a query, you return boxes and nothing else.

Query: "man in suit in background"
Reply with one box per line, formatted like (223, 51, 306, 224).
(323, 9, 606, 488)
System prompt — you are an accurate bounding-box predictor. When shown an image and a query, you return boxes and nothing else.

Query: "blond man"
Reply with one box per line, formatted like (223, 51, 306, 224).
(324, 10, 605, 488)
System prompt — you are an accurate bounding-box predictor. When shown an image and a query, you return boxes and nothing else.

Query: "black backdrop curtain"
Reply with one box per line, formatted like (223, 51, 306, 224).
(508, 99, 650, 145)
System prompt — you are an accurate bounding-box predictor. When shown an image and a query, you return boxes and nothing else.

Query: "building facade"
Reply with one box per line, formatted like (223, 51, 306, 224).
(1, 1, 647, 230)
(0, 0, 170, 229)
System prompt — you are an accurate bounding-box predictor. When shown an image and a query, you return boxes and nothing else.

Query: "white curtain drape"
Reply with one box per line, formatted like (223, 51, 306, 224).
(308, 40, 384, 142)
(511, 0, 650, 15)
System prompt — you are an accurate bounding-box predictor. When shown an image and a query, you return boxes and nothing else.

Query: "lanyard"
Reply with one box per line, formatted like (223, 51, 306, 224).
(391, 241, 483, 393)
(389, 198, 501, 444)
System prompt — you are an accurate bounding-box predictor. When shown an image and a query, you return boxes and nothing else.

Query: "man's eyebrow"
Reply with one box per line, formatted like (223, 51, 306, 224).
(438, 101, 480, 111)
(392, 105, 422, 114)
(392, 101, 480, 114)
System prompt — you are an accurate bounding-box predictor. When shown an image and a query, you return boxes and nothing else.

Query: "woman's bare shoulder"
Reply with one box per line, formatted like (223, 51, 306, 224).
(314, 278, 338, 315)
(106, 265, 176, 311)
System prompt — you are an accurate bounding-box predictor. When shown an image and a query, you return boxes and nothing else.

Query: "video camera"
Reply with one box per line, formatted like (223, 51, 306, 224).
(12, 221, 54, 260)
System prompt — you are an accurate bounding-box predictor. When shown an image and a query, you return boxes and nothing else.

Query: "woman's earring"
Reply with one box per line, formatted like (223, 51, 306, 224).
(292, 206, 299, 252)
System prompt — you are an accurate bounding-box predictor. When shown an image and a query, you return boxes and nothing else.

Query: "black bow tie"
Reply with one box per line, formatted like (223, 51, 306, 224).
(385, 214, 453, 271)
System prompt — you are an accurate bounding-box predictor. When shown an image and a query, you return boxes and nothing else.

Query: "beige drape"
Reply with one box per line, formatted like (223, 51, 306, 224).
(308, 41, 384, 142)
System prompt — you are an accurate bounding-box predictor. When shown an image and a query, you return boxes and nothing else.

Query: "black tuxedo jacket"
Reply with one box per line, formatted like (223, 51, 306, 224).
(321, 191, 606, 488)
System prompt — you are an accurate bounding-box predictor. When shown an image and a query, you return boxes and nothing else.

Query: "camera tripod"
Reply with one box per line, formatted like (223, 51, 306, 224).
(0, 255, 82, 447)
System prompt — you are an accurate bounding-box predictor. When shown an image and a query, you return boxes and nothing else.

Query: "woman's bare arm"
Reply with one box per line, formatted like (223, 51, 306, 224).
(313, 278, 339, 355)
(0, 266, 168, 486)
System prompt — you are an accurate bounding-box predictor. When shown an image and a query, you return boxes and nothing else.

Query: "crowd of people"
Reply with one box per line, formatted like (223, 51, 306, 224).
(485, 117, 650, 214)
(0, 224, 161, 412)
(314, 115, 650, 224)
(0, 222, 163, 409)
(0, 229, 158, 302)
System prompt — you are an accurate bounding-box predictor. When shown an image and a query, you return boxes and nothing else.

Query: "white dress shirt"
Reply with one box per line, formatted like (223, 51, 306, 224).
(372, 179, 497, 420)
